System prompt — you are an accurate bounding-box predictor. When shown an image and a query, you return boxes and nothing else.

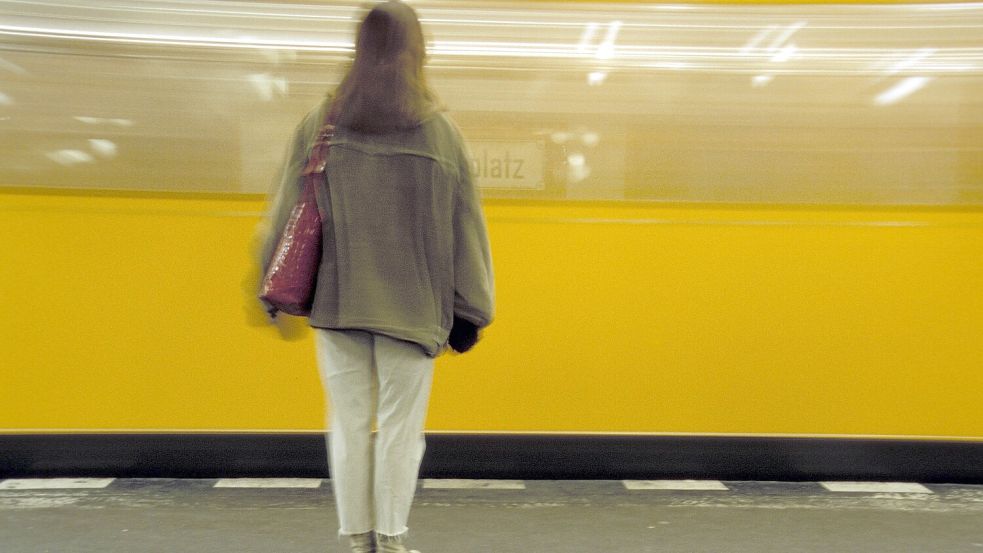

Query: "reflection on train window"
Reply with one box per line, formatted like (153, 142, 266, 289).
(0, 1, 980, 205)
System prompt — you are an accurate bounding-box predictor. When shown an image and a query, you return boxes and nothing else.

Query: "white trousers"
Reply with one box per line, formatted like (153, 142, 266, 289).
(314, 328, 435, 538)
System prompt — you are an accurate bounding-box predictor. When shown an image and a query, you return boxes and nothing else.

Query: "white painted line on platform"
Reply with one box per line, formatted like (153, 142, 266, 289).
(0, 496, 85, 509)
(0, 478, 115, 490)
(624, 480, 729, 491)
(423, 479, 526, 490)
(821, 482, 933, 494)
(214, 478, 323, 489)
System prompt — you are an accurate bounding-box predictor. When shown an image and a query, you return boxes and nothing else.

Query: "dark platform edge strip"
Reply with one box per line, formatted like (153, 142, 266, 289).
(2, 434, 981, 484)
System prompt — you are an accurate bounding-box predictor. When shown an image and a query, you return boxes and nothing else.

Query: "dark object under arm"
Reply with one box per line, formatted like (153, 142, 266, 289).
(448, 316, 479, 353)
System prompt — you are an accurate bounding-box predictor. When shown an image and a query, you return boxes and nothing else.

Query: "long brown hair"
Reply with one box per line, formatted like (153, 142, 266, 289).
(332, 1, 439, 133)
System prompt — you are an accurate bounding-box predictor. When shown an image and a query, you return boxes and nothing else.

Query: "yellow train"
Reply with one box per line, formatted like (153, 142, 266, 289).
(1, 0, 981, 481)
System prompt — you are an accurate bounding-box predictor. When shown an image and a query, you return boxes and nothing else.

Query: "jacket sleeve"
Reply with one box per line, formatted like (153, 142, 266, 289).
(452, 138, 495, 328)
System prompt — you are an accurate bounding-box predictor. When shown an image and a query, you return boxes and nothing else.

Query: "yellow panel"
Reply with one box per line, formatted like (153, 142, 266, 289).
(2, 192, 981, 438)
(0, 193, 321, 431)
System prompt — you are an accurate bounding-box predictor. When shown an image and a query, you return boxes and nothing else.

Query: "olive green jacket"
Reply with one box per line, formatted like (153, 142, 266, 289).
(259, 100, 494, 356)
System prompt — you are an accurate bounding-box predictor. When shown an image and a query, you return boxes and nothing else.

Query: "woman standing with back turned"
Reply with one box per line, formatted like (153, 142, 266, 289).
(258, 2, 495, 552)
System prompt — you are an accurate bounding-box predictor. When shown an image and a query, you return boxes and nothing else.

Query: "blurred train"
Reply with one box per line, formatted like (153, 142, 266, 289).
(1, 0, 982, 482)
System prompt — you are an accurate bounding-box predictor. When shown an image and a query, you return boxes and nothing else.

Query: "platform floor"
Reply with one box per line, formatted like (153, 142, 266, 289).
(2, 478, 982, 552)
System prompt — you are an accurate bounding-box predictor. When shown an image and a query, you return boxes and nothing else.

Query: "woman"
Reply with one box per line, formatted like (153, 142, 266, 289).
(258, 2, 494, 552)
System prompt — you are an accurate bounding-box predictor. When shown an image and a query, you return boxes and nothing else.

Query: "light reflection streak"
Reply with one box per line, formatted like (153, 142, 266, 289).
(765, 21, 807, 54)
(2, 0, 354, 21)
(0, 20, 976, 77)
(46, 150, 94, 166)
(875, 76, 932, 105)
(88, 139, 117, 159)
(752, 74, 774, 87)
(909, 2, 983, 10)
(770, 44, 797, 63)
(739, 26, 778, 56)
(248, 73, 288, 101)
(0, 0, 979, 203)
(0, 2, 977, 81)
(74, 116, 133, 127)
(0, 24, 354, 52)
(645, 61, 693, 70)
(0, 56, 27, 74)
(0, 0, 983, 81)
(595, 21, 622, 60)
(884, 48, 936, 75)
(576, 23, 599, 54)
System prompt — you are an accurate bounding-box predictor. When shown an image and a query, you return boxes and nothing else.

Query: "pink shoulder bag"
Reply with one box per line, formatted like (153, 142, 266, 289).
(259, 117, 335, 317)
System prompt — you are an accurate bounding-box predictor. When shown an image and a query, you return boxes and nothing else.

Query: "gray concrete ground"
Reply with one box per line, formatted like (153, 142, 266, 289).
(2, 479, 982, 553)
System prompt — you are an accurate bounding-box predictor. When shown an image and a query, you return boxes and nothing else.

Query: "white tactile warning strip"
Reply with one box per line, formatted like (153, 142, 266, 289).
(624, 480, 729, 491)
(820, 482, 933, 494)
(0, 479, 946, 495)
(422, 479, 526, 490)
(0, 478, 115, 490)
(214, 478, 323, 488)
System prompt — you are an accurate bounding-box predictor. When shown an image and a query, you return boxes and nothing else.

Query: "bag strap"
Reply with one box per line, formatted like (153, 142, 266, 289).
(301, 101, 340, 176)
(301, 103, 337, 221)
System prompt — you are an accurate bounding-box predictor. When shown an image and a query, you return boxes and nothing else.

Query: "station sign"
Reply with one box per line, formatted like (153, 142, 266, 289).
(467, 140, 545, 190)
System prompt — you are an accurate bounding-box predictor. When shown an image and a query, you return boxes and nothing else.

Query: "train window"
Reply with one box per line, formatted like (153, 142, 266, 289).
(0, 1, 980, 205)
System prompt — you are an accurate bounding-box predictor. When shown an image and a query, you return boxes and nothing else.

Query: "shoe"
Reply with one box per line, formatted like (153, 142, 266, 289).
(376, 533, 420, 553)
(348, 531, 375, 553)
